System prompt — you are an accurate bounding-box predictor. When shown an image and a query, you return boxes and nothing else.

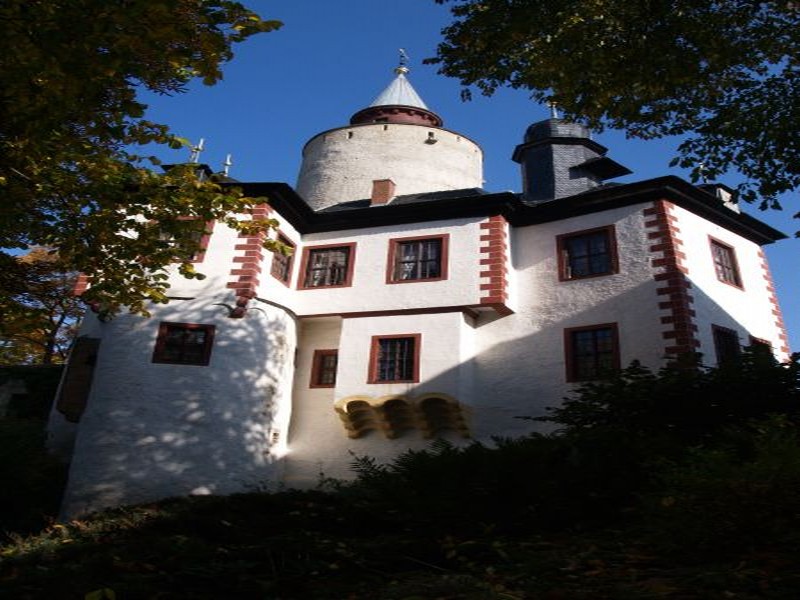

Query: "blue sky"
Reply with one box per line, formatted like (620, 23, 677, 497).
(139, 0, 799, 350)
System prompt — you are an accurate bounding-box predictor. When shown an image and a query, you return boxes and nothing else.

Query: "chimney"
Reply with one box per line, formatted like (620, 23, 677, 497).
(371, 179, 396, 205)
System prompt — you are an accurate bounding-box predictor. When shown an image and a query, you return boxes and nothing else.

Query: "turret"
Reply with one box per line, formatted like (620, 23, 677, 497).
(295, 57, 483, 211)
(512, 110, 630, 203)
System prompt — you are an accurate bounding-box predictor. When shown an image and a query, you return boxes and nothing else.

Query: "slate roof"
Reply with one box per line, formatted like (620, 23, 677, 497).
(318, 188, 489, 212)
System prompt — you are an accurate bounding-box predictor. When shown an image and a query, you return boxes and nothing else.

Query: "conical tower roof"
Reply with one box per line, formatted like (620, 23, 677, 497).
(350, 63, 443, 127)
(368, 66, 429, 109)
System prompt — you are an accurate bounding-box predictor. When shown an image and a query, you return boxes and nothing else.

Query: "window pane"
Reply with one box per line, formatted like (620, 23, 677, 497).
(562, 230, 612, 279)
(376, 337, 416, 381)
(570, 326, 616, 380)
(711, 241, 741, 286)
(714, 327, 741, 364)
(312, 350, 338, 386)
(305, 247, 350, 287)
(393, 238, 442, 281)
(154, 323, 214, 366)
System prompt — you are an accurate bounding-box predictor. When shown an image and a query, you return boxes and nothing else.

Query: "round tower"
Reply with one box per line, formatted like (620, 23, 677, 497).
(296, 63, 483, 211)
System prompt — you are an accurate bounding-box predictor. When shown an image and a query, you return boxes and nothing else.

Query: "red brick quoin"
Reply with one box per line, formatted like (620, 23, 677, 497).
(757, 248, 791, 357)
(478, 215, 512, 316)
(225, 204, 271, 318)
(644, 200, 700, 357)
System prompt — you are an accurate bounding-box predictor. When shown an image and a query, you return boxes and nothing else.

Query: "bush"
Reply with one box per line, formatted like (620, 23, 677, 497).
(537, 349, 800, 442)
(642, 416, 800, 556)
(0, 418, 67, 538)
(345, 432, 652, 534)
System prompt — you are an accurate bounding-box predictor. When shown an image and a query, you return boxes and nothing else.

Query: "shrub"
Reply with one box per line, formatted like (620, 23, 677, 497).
(0, 418, 67, 538)
(537, 349, 800, 442)
(642, 416, 800, 556)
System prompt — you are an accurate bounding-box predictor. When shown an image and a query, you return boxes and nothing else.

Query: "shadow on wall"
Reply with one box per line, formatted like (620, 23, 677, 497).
(330, 276, 768, 446)
(59, 299, 295, 518)
(61, 272, 769, 512)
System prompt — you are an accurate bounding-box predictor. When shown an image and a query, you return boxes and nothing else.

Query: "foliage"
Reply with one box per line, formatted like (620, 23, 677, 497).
(644, 416, 800, 557)
(0, 248, 82, 364)
(0, 1, 283, 315)
(2, 487, 800, 598)
(0, 365, 64, 419)
(432, 0, 800, 207)
(346, 434, 649, 532)
(3, 349, 800, 596)
(0, 418, 67, 538)
(537, 349, 800, 441)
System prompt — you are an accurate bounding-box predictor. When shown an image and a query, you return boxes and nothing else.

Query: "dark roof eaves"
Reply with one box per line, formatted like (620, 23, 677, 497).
(512, 176, 785, 245)
(230, 178, 785, 245)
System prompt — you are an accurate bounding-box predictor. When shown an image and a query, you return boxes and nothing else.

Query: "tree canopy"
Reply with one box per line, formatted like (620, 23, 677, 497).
(0, 249, 81, 365)
(432, 0, 800, 209)
(0, 1, 282, 314)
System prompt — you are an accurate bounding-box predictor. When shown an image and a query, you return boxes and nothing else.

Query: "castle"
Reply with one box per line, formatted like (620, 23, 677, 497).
(49, 64, 789, 517)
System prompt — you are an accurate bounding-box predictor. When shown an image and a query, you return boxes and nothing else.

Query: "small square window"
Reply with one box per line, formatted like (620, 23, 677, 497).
(387, 235, 448, 283)
(368, 334, 421, 383)
(270, 234, 295, 284)
(152, 322, 215, 366)
(299, 243, 356, 289)
(310, 349, 338, 388)
(158, 219, 213, 263)
(565, 324, 620, 381)
(709, 238, 742, 288)
(557, 226, 618, 280)
(713, 325, 741, 365)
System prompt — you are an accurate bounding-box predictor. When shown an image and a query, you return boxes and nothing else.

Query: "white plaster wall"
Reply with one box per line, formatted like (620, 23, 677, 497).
(283, 218, 485, 316)
(296, 123, 483, 209)
(470, 203, 664, 438)
(161, 220, 242, 298)
(671, 204, 788, 361)
(256, 217, 303, 311)
(46, 316, 106, 461)
(60, 297, 296, 517)
(284, 311, 475, 486)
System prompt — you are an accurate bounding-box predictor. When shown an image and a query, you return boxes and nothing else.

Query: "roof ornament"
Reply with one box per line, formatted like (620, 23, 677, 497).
(698, 162, 708, 183)
(189, 138, 205, 163)
(547, 100, 560, 119)
(395, 48, 410, 75)
(223, 154, 233, 176)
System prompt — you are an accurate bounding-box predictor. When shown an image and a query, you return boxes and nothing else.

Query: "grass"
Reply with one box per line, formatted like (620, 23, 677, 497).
(2, 489, 799, 599)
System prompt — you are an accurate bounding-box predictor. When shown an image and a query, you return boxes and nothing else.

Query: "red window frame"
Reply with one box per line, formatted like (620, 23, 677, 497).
(557, 225, 618, 281)
(709, 237, 743, 289)
(152, 322, 215, 366)
(368, 334, 421, 383)
(298, 242, 357, 289)
(270, 233, 296, 285)
(564, 323, 620, 382)
(310, 349, 338, 388)
(386, 234, 449, 284)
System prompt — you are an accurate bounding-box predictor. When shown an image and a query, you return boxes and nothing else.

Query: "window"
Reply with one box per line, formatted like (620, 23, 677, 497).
(310, 349, 338, 388)
(299, 243, 355, 289)
(270, 234, 295, 284)
(709, 238, 742, 288)
(557, 226, 618, 280)
(565, 324, 620, 382)
(748, 336, 772, 351)
(368, 334, 421, 383)
(152, 322, 215, 366)
(158, 219, 213, 263)
(387, 235, 448, 283)
(713, 325, 741, 365)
